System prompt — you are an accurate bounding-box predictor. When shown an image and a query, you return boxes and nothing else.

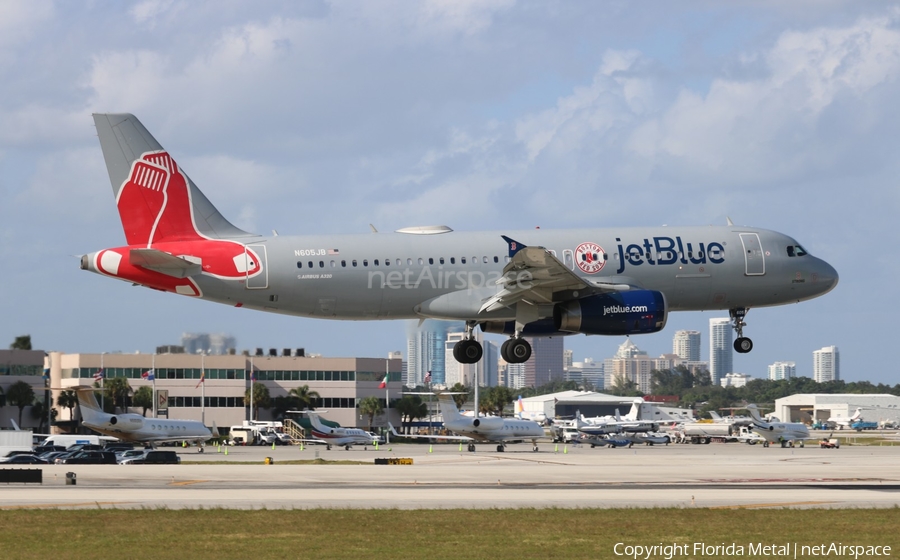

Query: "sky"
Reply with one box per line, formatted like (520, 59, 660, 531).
(0, 1, 897, 384)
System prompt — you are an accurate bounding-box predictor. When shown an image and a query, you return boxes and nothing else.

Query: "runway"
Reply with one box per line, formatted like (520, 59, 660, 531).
(3, 442, 899, 510)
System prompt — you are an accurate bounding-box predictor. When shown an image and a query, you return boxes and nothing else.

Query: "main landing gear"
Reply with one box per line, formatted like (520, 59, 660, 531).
(730, 308, 753, 354)
(451, 322, 532, 364)
(452, 321, 484, 365)
(500, 337, 531, 364)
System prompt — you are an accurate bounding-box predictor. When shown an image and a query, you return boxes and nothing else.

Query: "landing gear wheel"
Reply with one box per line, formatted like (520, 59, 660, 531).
(467, 443, 475, 452)
(454, 339, 483, 364)
(345, 445, 351, 450)
(506, 338, 532, 363)
(734, 337, 753, 353)
(532, 445, 539, 452)
(496, 444, 504, 452)
(500, 339, 512, 362)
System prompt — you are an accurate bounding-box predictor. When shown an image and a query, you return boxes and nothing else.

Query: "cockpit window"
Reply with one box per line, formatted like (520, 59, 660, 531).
(786, 245, 807, 257)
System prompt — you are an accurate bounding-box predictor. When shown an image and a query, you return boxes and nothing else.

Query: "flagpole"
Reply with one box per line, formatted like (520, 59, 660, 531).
(151, 353, 157, 418)
(100, 352, 105, 412)
(200, 353, 206, 426)
(249, 355, 254, 423)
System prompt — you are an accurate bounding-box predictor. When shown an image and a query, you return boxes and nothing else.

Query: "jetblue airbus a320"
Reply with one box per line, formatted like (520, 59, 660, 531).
(82, 114, 838, 364)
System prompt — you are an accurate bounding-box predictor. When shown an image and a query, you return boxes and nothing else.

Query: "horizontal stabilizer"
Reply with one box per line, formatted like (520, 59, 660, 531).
(130, 249, 202, 278)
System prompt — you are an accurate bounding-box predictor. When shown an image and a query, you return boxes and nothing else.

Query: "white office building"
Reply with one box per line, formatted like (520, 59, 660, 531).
(813, 346, 840, 383)
(768, 361, 796, 381)
(673, 330, 701, 362)
(709, 318, 733, 386)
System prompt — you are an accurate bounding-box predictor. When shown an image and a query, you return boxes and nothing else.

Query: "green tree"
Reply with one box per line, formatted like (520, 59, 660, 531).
(244, 384, 271, 420)
(30, 397, 57, 432)
(6, 380, 35, 426)
(449, 383, 469, 410)
(358, 396, 383, 431)
(132, 386, 153, 417)
(9, 335, 32, 350)
(289, 385, 320, 410)
(104, 377, 132, 414)
(394, 395, 427, 434)
(57, 390, 78, 424)
(481, 386, 515, 417)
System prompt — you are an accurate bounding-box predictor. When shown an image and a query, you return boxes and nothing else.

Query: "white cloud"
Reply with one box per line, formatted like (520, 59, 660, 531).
(0, 0, 54, 48)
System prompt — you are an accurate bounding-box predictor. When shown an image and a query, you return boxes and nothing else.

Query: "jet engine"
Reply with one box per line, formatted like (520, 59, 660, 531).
(468, 416, 504, 432)
(554, 290, 667, 336)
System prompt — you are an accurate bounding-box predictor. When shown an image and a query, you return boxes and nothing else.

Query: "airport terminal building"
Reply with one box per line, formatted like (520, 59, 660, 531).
(45, 351, 402, 431)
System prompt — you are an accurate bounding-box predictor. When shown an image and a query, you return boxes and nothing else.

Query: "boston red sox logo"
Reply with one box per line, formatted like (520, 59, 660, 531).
(575, 242, 606, 274)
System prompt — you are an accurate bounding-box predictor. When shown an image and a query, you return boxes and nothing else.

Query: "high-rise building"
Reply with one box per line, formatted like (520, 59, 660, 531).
(563, 349, 573, 369)
(709, 318, 733, 385)
(673, 330, 701, 361)
(813, 346, 840, 382)
(768, 361, 796, 381)
(405, 320, 461, 387)
(607, 339, 652, 393)
(506, 363, 526, 390)
(182, 333, 236, 355)
(523, 337, 564, 388)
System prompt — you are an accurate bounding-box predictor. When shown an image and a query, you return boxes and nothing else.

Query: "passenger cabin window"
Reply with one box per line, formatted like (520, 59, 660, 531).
(384, 259, 390, 266)
(374, 259, 379, 266)
(407, 258, 412, 266)
(418, 258, 424, 265)
(493, 256, 499, 263)
(428, 258, 434, 265)
(341, 260, 346, 267)
(440, 257, 445, 265)
(352, 260, 357, 267)
(461, 257, 466, 264)
(319, 261, 324, 268)
(308, 261, 313, 268)
(297, 262, 302, 269)
(451, 257, 456, 264)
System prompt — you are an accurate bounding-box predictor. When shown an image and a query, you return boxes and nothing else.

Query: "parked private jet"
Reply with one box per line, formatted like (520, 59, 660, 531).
(746, 404, 810, 448)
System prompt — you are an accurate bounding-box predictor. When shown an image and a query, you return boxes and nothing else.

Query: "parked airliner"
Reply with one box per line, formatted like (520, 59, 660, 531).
(75, 387, 213, 449)
(82, 114, 838, 364)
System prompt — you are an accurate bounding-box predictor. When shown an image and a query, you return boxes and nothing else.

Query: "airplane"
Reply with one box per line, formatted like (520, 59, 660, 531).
(392, 394, 545, 452)
(296, 411, 384, 450)
(74, 387, 213, 450)
(709, 411, 753, 427)
(827, 408, 863, 430)
(745, 404, 810, 448)
(82, 113, 839, 365)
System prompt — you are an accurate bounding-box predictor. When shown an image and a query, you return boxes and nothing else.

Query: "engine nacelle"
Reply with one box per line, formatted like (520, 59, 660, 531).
(554, 290, 667, 336)
(469, 416, 504, 432)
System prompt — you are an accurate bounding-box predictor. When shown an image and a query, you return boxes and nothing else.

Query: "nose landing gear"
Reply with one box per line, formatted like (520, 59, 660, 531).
(730, 308, 753, 353)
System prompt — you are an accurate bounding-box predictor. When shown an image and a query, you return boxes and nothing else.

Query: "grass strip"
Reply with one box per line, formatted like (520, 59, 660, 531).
(0, 507, 896, 560)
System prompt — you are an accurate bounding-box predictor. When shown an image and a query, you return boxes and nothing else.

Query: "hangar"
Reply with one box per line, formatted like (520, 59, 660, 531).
(520, 391, 695, 422)
(774, 393, 900, 425)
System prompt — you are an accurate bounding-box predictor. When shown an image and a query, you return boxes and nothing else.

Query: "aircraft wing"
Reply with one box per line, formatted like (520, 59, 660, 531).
(388, 423, 472, 442)
(479, 236, 633, 314)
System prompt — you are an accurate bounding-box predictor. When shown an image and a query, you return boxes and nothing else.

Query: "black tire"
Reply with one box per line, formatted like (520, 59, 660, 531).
(457, 339, 483, 364)
(507, 339, 532, 363)
(733, 337, 753, 353)
(500, 339, 512, 362)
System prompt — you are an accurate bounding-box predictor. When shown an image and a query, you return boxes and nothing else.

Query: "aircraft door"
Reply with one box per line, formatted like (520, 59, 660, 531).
(245, 244, 268, 289)
(739, 233, 765, 276)
(563, 250, 574, 270)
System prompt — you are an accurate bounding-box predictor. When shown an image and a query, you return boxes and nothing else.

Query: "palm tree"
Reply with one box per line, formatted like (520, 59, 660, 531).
(132, 386, 153, 417)
(449, 383, 469, 410)
(104, 377, 132, 414)
(289, 385, 320, 410)
(244, 384, 271, 420)
(57, 390, 78, 425)
(9, 335, 31, 350)
(6, 381, 35, 426)
(358, 396, 383, 431)
(394, 395, 427, 434)
(30, 398, 57, 432)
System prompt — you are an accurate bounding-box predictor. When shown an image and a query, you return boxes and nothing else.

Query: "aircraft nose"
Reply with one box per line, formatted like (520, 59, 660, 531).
(812, 257, 839, 295)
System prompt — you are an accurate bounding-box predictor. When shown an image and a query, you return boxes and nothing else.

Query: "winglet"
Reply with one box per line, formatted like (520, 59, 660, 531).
(501, 235, 526, 258)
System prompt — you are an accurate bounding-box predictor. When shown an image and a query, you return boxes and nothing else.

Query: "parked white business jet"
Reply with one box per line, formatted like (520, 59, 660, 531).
(745, 404, 810, 448)
(827, 408, 863, 430)
(82, 114, 838, 366)
(298, 411, 384, 450)
(74, 387, 213, 449)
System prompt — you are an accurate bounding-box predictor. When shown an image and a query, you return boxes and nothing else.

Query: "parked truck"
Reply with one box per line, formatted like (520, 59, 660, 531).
(678, 422, 733, 444)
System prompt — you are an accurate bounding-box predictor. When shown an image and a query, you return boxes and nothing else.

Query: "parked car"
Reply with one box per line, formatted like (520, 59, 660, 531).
(0, 455, 50, 464)
(115, 449, 147, 462)
(58, 451, 117, 464)
(119, 450, 180, 465)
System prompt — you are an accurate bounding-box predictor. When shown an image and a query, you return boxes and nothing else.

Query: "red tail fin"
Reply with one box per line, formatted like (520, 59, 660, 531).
(116, 151, 204, 246)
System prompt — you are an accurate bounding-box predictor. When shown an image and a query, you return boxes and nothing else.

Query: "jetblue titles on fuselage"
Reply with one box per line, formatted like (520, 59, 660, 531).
(614, 235, 725, 274)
